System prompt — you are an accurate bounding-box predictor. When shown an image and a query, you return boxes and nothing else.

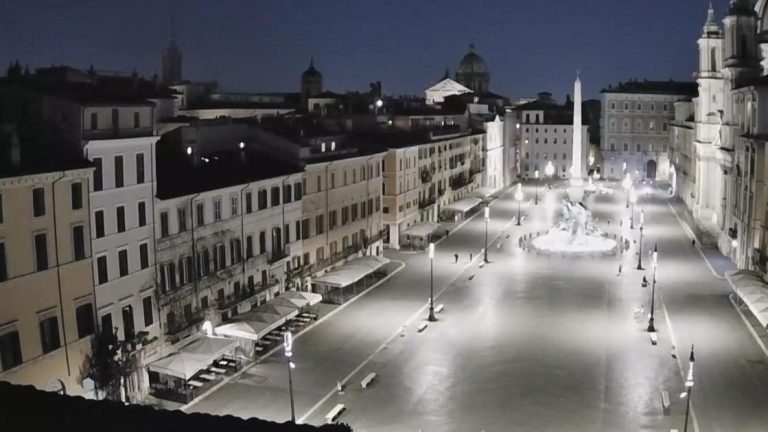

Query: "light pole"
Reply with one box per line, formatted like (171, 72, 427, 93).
(283, 331, 296, 422)
(682, 344, 695, 432)
(629, 188, 637, 229)
(515, 184, 523, 226)
(545, 160, 555, 189)
(484, 206, 490, 263)
(534, 169, 539, 205)
(623, 173, 631, 208)
(428, 242, 436, 322)
(647, 244, 658, 332)
(636, 218, 645, 270)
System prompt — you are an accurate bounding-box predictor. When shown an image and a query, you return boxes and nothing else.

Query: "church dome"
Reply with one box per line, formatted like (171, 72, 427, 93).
(302, 59, 322, 79)
(457, 43, 489, 75)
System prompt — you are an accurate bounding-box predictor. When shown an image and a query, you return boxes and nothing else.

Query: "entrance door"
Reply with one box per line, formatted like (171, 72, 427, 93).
(646, 160, 657, 180)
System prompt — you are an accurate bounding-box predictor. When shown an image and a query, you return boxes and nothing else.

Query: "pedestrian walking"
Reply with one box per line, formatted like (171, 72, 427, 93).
(691, 239, 696, 247)
(445, 229, 450, 238)
(400, 325, 406, 337)
(454, 253, 459, 263)
(617, 264, 622, 276)
(469, 252, 473, 261)
(670, 345, 677, 359)
(337, 381, 345, 395)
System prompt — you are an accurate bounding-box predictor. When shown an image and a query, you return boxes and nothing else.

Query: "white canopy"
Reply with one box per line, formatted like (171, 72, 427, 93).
(314, 255, 390, 288)
(215, 320, 273, 341)
(443, 197, 482, 213)
(272, 295, 308, 309)
(728, 269, 768, 328)
(470, 187, 496, 199)
(281, 290, 323, 306)
(259, 304, 299, 320)
(402, 222, 441, 239)
(148, 336, 237, 380)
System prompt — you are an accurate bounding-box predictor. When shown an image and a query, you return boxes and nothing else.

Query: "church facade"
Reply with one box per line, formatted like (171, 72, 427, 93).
(670, 0, 768, 270)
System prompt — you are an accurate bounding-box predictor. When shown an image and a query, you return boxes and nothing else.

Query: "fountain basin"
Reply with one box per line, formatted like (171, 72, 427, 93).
(530, 229, 617, 256)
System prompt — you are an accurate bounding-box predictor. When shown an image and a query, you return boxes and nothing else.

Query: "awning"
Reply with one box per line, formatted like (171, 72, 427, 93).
(442, 197, 482, 213)
(148, 336, 237, 380)
(272, 295, 309, 309)
(402, 222, 440, 239)
(215, 320, 273, 341)
(314, 255, 390, 288)
(728, 269, 768, 328)
(259, 304, 299, 320)
(281, 290, 323, 306)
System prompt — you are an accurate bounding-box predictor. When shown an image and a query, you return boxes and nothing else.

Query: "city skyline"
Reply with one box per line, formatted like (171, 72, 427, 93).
(1, 0, 711, 100)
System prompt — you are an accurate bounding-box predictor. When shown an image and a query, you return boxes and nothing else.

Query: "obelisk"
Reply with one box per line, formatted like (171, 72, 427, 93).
(567, 71, 585, 202)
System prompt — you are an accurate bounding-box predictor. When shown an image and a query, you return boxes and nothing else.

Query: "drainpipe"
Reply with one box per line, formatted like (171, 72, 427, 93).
(52, 171, 71, 376)
(239, 184, 250, 294)
(189, 193, 200, 310)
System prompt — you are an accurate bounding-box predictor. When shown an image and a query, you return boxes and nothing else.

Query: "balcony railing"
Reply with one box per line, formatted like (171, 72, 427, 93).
(268, 249, 288, 264)
(216, 281, 277, 311)
(294, 229, 387, 278)
(165, 311, 205, 344)
(419, 196, 437, 209)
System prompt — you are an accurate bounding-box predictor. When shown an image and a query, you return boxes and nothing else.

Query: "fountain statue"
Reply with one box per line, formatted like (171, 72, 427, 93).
(552, 200, 602, 246)
(530, 199, 616, 255)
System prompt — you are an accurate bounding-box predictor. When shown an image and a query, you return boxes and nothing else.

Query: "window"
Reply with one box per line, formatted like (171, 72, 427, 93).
(122, 305, 135, 341)
(316, 175, 322, 193)
(93, 157, 103, 191)
(71, 182, 83, 210)
(230, 195, 239, 216)
(96, 255, 108, 285)
(271, 186, 280, 207)
(118, 249, 128, 277)
(351, 203, 358, 221)
(95, 210, 105, 238)
(246, 235, 254, 258)
(245, 191, 253, 213)
(301, 218, 310, 240)
(258, 190, 267, 210)
(138, 201, 147, 227)
(76, 303, 95, 338)
(33, 187, 45, 217)
(90, 112, 98, 130)
(196, 202, 205, 226)
(114, 155, 124, 188)
(610, 143, 616, 151)
(328, 210, 337, 230)
(294, 182, 302, 201)
(34, 233, 48, 271)
(213, 199, 222, 221)
(316, 214, 325, 235)
(177, 207, 187, 232)
(0, 242, 6, 281)
(283, 184, 292, 203)
(160, 211, 169, 237)
(136, 153, 145, 184)
(230, 238, 242, 264)
(198, 248, 210, 277)
(636, 144, 641, 152)
(101, 313, 113, 336)
(0, 192, 3, 223)
(0, 328, 22, 371)
(72, 225, 86, 261)
(610, 102, 616, 110)
(139, 242, 149, 269)
(216, 243, 226, 270)
(133, 112, 140, 128)
(331, 172, 336, 188)
(39, 315, 61, 354)
(623, 143, 629, 152)
(116, 205, 126, 233)
(143, 296, 154, 327)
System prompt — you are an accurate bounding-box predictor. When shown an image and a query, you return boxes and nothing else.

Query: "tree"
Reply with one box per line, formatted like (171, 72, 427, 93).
(81, 329, 138, 402)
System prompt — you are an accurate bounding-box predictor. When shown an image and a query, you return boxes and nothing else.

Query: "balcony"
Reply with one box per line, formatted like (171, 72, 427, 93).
(420, 168, 433, 184)
(294, 229, 387, 278)
(268, 249, 289, 265)
(419, 195, 437, 209)
(82, 126, 154, 141)
(216, 280, 277, 312)
(165, 310, 205, 344)
(157, 282, 196, 307)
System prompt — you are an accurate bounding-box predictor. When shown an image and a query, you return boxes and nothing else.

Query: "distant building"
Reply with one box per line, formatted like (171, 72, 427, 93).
(455, 43, 490, 94)
(300, 58, 323, 102)
(162, 20, 183, 85)
(424, 72, 472, 105)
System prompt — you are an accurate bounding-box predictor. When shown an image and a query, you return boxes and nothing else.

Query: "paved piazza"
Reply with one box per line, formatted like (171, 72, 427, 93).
(187, 182, 768, 431)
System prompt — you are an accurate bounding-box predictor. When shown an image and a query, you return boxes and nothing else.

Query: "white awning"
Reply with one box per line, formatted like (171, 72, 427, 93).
(148, 336, 237, 380)
(259, 304, 299, 320)
(402, 222, 441, 238)
(314, 255, 390, 288)
(272, 295, 308, 309)
(728, 269, 768, 328)
(443, 197, 482, 213)
(281, 290, 323, 306)
(215, 320, 273, 341)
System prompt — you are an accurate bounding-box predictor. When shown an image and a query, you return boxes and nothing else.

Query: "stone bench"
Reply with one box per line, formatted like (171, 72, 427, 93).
(435, 304, 445, 314)
(326, 404, 346, 423)
(361, 372, 377, 389)
(661, 390, 671, 412)
(417, 321, 428, 332)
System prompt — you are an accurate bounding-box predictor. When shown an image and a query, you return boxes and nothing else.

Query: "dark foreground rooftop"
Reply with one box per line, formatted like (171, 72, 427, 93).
(0, 382, 352, 432)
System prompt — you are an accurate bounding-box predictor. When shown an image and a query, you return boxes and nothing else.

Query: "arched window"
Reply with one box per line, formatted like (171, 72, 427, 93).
(623, 143, 629, 152)
(710, 47, 717, 72)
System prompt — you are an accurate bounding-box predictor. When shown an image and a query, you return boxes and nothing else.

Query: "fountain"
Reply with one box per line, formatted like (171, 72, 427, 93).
(528, 72, 617, 256)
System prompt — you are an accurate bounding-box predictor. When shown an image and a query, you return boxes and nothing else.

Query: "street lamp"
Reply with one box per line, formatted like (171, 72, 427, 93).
(629, 188, 637, 229)
(283, 331, 296, 422)
(534, 169, 540, 205)
(637, 212, 645, 270)
(622, 173, 632, 208)
(515, 184, 523, 226)
(545, 160, 555, 188)
(428, 242, 437, 322)
(681, 344, 695, 432)
(647, 244, 658, 332)
(484, 206, 490, 263)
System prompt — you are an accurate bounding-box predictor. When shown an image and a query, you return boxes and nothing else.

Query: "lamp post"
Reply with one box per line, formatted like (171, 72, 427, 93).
(629, 188, 637, 229)
(682, 344, 695, 432)
(428, 242, 437, 322)
(534, 169, 539, 205)
(622, 173, 632, 208)
(283, 331, 296, 422)
(484, 206, 490, 263)
(636, 215, 645, 270)
(647, 244, 658, 332)
(515, 184, 523, 226)
(545, 160, 555, 189)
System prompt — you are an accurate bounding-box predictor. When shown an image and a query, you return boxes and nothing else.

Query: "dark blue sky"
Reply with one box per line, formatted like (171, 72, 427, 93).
(1, 0, 717, 101)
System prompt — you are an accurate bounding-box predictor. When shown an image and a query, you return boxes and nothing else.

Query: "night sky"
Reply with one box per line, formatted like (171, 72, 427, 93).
(1, 0, 716, 101)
